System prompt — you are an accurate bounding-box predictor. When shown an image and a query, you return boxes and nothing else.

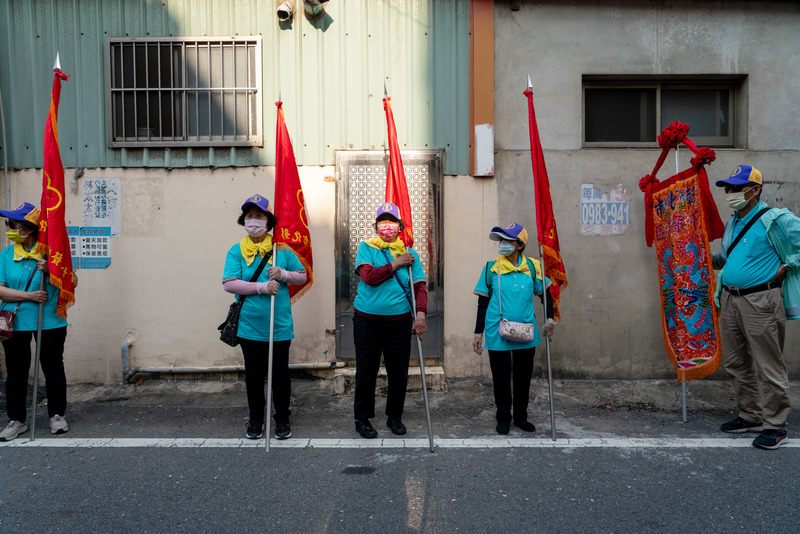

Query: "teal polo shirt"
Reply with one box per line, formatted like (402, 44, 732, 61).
(721, 201, 782, 288)
(353, 242, 425, 316)
(222, 244, 304, 342)
(0, 245, 69, 331)
(474, 257, 545, 351)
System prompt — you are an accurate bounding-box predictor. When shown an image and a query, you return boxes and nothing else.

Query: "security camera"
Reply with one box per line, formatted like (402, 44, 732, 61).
(277, 1, 294, 21)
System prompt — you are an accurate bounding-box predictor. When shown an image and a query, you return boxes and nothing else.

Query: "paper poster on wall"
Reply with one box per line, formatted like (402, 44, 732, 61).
(67, 226, 80, 266)
(580, 183, 631, 236)
(80, 227, 111, 269)
(82, 178, 121, 237)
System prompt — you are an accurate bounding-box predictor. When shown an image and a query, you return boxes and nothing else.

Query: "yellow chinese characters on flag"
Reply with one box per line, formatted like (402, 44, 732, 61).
(272, 102, 313, 302)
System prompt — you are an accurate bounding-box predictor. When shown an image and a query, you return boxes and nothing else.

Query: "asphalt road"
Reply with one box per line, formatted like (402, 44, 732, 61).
(1, 377, 798, 533)
(1, 446, 797, 533)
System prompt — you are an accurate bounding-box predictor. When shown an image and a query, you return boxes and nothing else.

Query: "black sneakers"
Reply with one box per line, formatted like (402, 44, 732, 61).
(386, 417, 407, 435)
(496, 420, 510, 434)
(246, 420, 263, 439)
(752, 429, 788, 450)
(275, 421, 292, 440)
(355, 418, 378, 439)
(514, 420, 536, 432)
(720, 417, 763, 434)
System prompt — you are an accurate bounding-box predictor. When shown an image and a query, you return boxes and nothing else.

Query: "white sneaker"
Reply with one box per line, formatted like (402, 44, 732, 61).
(50, 415, 69, 435)
(0, 420, 29, 441)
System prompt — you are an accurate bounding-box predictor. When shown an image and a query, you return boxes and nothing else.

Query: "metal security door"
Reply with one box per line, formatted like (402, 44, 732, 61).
(335, 150, 444, 361)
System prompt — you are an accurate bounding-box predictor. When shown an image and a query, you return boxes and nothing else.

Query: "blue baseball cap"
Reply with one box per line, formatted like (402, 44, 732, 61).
(716, 165, 763, 188)
(241, 194, 271, 213)
(489, 223, 528, 246)
(0, 202, 40, 225)
(376, 202, 401, 221)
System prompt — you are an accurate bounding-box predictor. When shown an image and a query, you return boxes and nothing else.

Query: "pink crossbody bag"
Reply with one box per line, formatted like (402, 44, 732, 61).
(496, 270, 536, 342)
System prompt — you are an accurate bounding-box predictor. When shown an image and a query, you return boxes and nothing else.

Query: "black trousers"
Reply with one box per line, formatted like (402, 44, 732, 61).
(238, 338, 291, 425)
(353, 314, 413, 421)
(488, 347, 536, 423)
(3, 327, 68, 423)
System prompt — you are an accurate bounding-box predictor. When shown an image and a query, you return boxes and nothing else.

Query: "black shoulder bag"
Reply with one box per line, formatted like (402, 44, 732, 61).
(218, 251, 272, 347)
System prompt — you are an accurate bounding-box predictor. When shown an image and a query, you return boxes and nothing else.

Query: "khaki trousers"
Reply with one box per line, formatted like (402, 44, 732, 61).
(720, 287, 790, 430)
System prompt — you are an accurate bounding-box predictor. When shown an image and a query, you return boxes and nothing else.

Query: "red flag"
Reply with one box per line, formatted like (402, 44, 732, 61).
(382, 97, 414, 248)
(37, 66, 75, 319)
(272, 102, 313, 302)
(524, 86, 567, 321)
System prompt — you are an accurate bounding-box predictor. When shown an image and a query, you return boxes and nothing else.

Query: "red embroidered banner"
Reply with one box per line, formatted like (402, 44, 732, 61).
(640, 122, 725, 381)
(273, 102, 313, 303)
(37, 67, 75, 319)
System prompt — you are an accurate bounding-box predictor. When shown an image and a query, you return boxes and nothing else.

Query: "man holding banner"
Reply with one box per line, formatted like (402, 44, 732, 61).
(713, 165, 800, 450)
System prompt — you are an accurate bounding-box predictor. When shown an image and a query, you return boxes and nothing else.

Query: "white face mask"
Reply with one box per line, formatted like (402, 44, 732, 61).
(244, 218, 268, 237)
(725, 191, 751, 210)
(498, 241, 516, 256)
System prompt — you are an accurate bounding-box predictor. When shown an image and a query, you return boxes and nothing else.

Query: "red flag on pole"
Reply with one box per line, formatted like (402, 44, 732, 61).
(382, 96, 414, 248)
(37, 62, 75, 319)
(524, 84, 567, 321)
(272, 101, 313, 302)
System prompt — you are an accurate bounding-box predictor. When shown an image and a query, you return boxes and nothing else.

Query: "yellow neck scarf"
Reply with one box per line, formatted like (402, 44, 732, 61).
(14, 243, 44, 262)
(239, 234, 274, 266)
(365, 237, 407, 259)
(491, 254, 542, 279)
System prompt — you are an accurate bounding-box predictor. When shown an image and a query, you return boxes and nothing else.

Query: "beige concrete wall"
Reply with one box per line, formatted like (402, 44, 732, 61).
(489, 1, 800, 378)
(4, 166, 337, 383)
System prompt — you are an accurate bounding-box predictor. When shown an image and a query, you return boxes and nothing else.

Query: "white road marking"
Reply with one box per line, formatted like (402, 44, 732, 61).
(1, 437, 795, 449)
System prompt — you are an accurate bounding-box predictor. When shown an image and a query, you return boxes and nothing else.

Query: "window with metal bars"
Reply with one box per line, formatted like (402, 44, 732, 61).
(105, 36, 262, 147)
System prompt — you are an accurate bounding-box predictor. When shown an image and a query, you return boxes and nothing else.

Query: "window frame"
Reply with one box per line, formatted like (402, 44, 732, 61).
(582, 76, 740, 148)
(105, 36, 263, 148)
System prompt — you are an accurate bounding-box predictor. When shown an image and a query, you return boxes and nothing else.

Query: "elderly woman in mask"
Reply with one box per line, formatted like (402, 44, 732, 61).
(222, 194, 307, 441)
(0, 202, 75, 441)
(472, 223, 555, 435)
(351, 202, 427, 439)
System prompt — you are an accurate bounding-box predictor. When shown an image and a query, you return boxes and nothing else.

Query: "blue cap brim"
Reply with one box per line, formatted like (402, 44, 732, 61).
(715, 176, 752, 187)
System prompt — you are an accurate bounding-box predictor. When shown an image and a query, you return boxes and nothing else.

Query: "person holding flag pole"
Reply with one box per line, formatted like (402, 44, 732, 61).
(221, 194, 307, 444)
(472, 223, 555, 435)
(0, 55, 76, 442)
(351, 202, 428, 443)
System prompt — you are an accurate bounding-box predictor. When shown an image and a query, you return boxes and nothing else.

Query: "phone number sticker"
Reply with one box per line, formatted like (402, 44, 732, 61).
(580, 183, 631, 236)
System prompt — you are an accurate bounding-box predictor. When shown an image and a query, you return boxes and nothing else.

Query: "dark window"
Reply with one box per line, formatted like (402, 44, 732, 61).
(584, 80, 736, 147)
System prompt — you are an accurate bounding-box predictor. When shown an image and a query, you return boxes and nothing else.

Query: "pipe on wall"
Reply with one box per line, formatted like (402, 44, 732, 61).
(121, 340, 345, 384)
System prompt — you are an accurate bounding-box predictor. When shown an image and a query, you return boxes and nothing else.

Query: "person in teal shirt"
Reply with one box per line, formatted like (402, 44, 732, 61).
(352, 202, 427, 439)
(712, 165, 799, 450)
(0, 202, 72, 441)
(222, 195, 306, 441)
(473, 223, 555, 435)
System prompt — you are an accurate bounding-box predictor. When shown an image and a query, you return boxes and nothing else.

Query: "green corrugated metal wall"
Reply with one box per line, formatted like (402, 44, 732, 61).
(0, 0, 469, 174)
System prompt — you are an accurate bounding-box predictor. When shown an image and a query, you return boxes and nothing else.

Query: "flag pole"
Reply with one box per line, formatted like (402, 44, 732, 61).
(538, 245, 557, 441)
(675, 145, 689, 423)
(265, 247, 277, 452)
(408, 267, 434, 452)
(29, 266, 46, 441)
(528, 75, 557, 441)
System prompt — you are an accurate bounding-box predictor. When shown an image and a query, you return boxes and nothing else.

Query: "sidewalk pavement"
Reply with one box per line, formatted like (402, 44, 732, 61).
(4, 377, 798, 441)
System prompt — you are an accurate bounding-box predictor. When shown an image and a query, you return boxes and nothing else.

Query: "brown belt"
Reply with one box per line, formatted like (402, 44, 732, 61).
(723, 280, 782, 297)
